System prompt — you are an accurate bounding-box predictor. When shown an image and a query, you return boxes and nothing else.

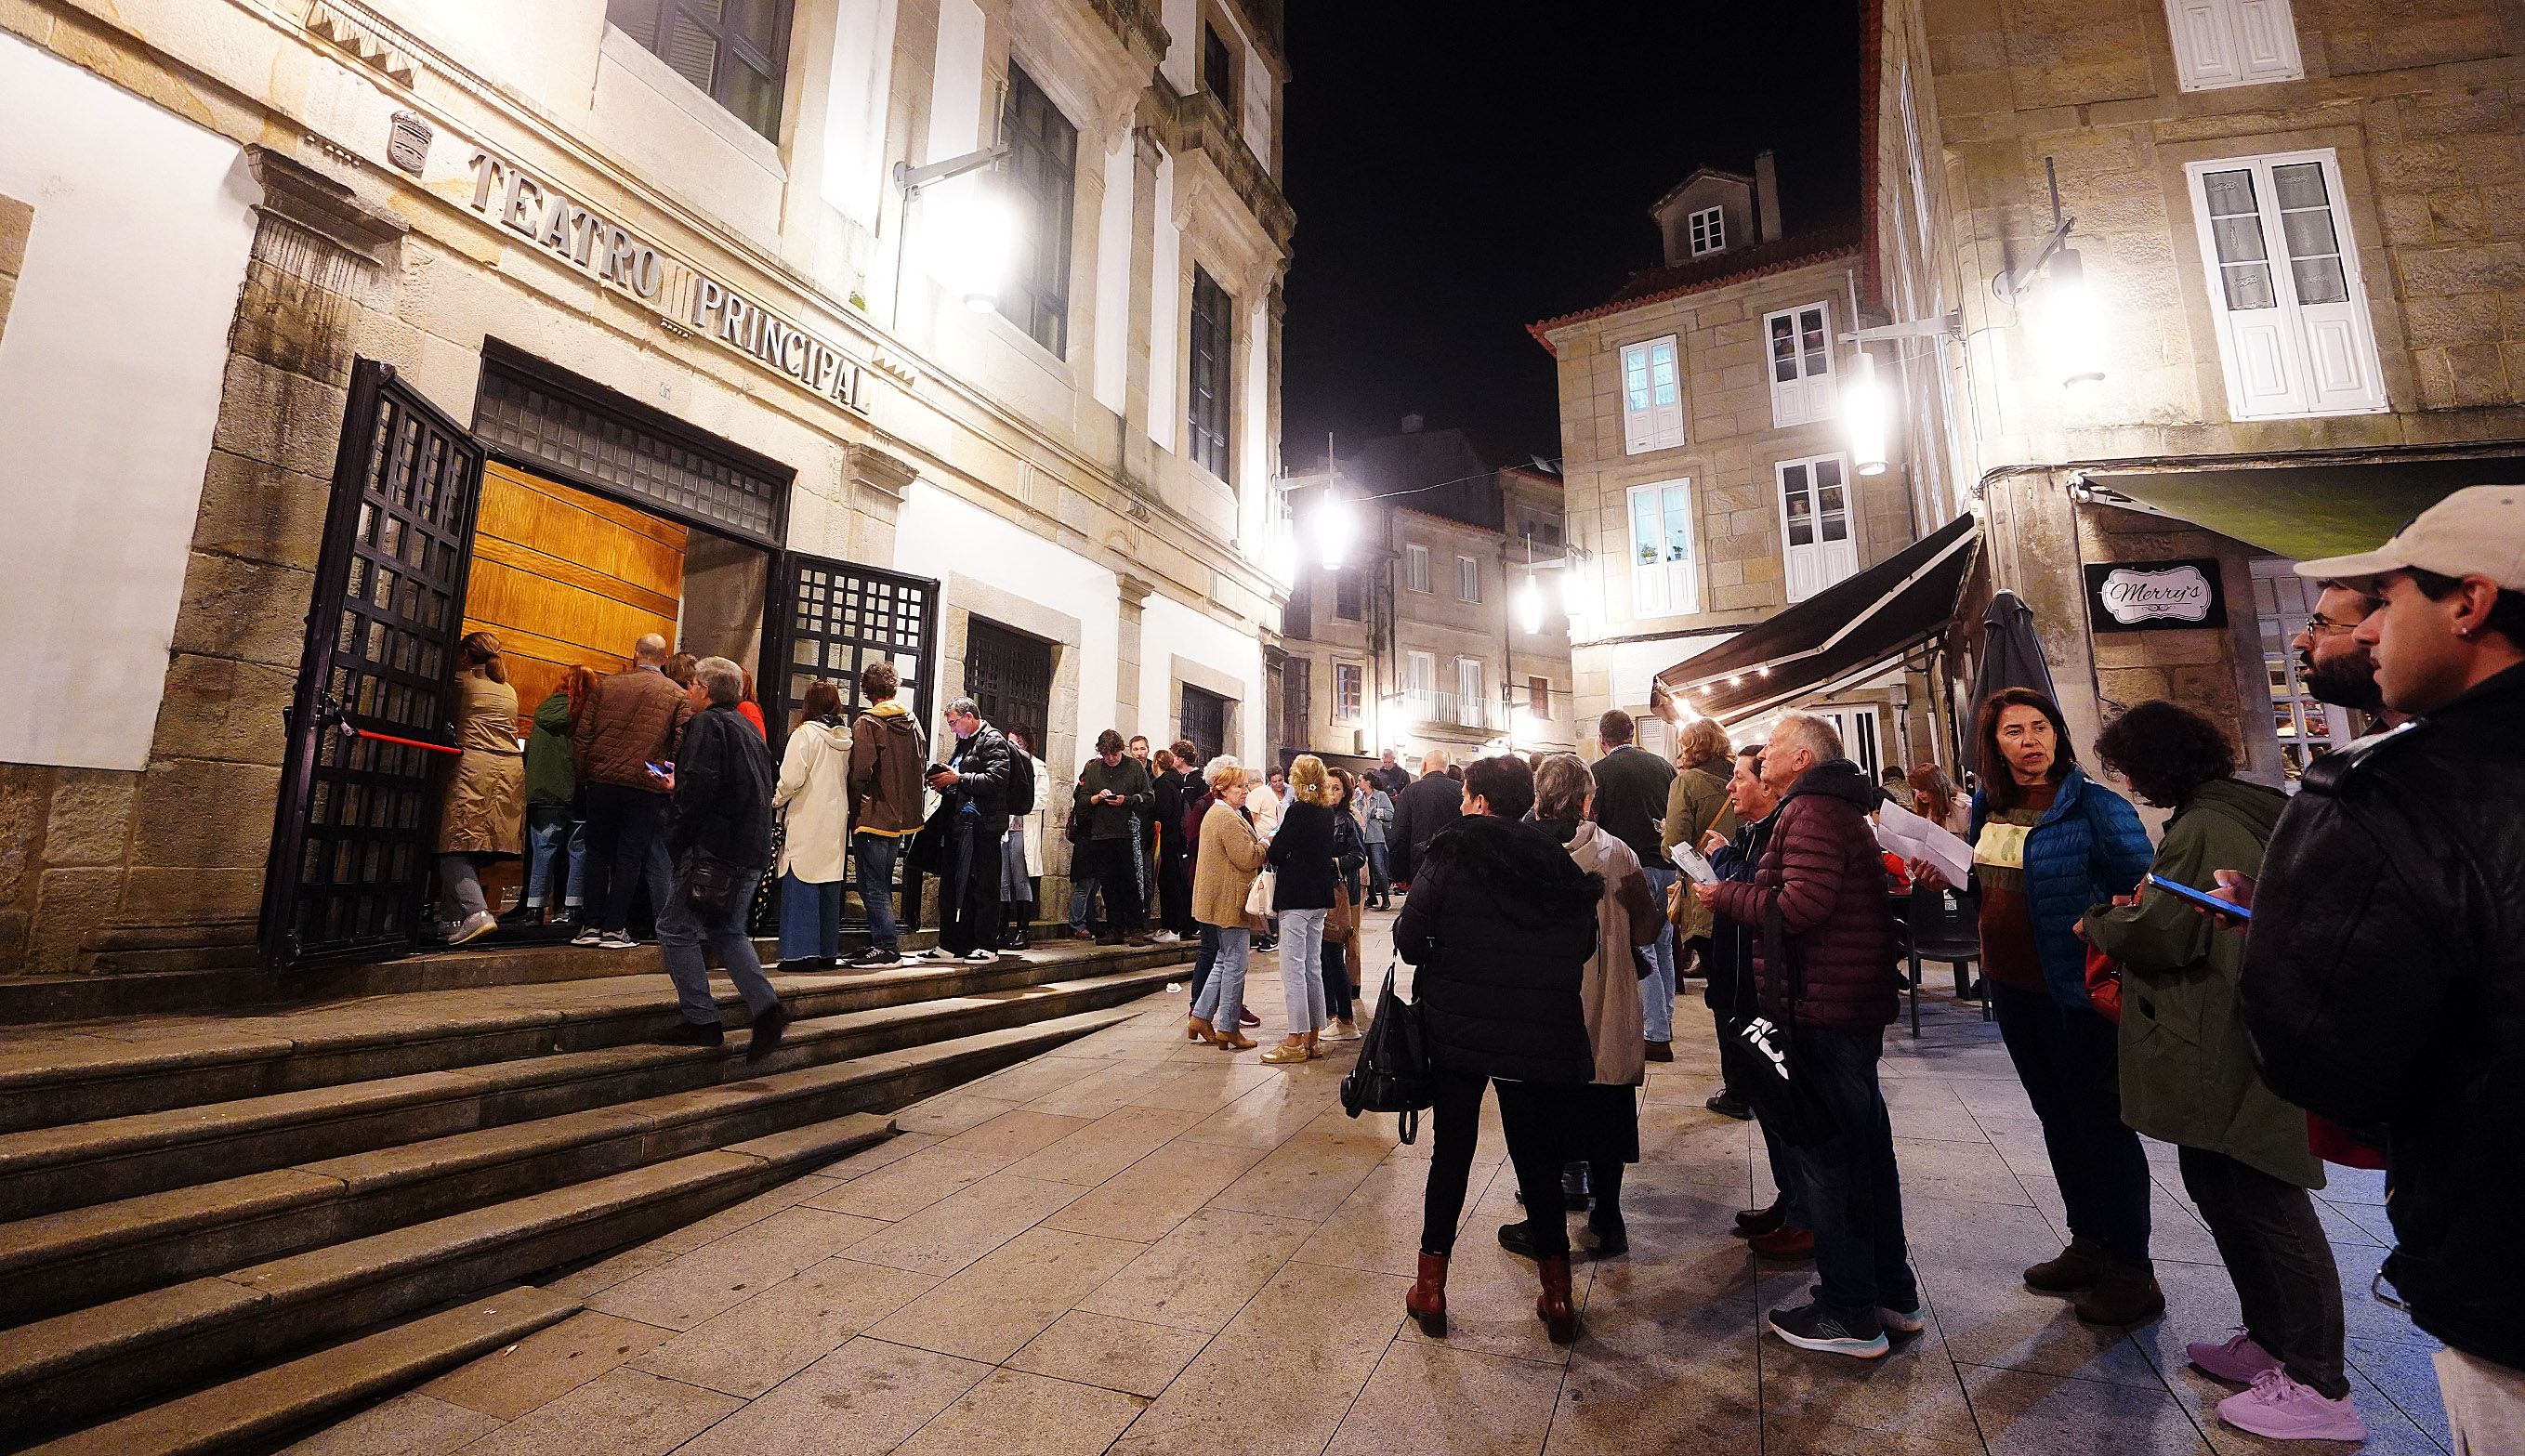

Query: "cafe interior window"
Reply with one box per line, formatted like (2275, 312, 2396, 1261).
(608, 0, 793, 141)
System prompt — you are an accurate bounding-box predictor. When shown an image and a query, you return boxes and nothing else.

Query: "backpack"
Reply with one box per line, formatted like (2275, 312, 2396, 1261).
(1005, 754, 1037, 820)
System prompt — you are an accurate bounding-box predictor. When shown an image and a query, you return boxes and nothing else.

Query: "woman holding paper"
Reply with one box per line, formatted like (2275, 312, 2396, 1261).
(1918, 689, 2157, 1326)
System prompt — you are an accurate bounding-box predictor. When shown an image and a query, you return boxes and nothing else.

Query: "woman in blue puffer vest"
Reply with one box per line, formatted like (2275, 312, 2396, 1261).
(1922, 688, 2156, 1323)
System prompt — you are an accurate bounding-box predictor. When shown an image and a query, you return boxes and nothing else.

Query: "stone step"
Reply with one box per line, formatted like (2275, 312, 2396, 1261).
(18, 1286, 584, 1456)
(0, 939, 1192, 1135)
(0, 990, 1159, 1320)
(0, 1110, 908, 1443)
(0, 960, 1180, 1223)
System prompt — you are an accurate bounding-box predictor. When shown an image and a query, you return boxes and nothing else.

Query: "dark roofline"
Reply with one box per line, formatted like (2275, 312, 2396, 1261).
(1526, 223, 1864, 354)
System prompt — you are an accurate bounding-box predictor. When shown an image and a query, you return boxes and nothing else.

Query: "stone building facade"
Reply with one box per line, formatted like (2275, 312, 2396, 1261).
(1278, 425, 1577, 768)
(1869, 0, 2525, 776)
(0, 0, 1294, 976)
(1533, 157, 1941, 779)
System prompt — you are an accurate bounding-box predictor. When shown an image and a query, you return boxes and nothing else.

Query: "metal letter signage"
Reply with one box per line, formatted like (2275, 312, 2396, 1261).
(462, 151, 870, 415)
(2084, 558, 2228, 633)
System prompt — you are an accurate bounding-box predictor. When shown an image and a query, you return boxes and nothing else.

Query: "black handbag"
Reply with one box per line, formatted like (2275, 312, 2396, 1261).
(1726, 901, 1840, 1147)
(1341, 960, 1434, 1143)
(680, 848, 749, 921)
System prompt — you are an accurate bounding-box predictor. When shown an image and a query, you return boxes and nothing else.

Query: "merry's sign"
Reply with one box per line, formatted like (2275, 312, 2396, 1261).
(2084, 558, 2228, 633)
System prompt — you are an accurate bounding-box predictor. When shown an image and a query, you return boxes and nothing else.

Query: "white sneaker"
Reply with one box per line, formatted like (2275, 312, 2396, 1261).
(598, 931, 637, 951)
(450, 911, 498, 945)
(917, 947, 959, 962)
(962, 949, 1000, 964)
(572, 927, 604, 947)
(1148, 930, 1182, 944)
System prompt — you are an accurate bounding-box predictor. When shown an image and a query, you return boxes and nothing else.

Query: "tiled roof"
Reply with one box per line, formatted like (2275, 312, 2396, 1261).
(1526, 218, 1866, 353)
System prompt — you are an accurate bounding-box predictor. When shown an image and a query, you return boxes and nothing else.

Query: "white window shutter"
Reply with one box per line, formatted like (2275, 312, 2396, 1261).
(2190, 151, 2384, 421)
(1621, 343, 1654, 454)
(2232, 0, 2305, 81)
(1650, 339, 1686, 448)
(2168, 0, 2243, 88)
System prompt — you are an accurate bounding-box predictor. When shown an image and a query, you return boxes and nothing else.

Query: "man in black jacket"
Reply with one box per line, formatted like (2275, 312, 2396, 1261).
(2235, 487, 2525, 1447)
(1074, 729, 1155, 945)
(1592, 710, 1682, 1060)
(924, 698, 1017, 964)
(654, 657, 792, 1059)
(1152, 739, 1199, 939)
(1388, 750, 1464, 888)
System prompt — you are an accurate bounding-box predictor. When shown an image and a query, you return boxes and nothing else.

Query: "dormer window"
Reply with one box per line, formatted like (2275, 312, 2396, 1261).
(1688, 206, 1725, 256)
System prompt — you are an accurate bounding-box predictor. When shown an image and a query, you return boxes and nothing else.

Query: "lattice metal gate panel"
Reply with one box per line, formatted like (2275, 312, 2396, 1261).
(964, 617, 1052, 746)
(260, 360, 486, 971)
(778, 555, 938, 728)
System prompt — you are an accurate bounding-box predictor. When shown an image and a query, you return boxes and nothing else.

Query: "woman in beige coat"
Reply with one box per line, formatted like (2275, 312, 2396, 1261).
(435, 632, 526, 945)
(1503, 753, 1662, 1257)
(1188, 757, 1266, 1051)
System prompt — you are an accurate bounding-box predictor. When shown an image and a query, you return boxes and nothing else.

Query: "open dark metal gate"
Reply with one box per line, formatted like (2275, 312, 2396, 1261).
(963, 617, 1052, 746)
(259, 360, 486, 971)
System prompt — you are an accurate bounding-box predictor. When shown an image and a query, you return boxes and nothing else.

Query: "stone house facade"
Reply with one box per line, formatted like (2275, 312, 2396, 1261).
(1869, 0, 2525, 777)
(0, 0, 1294, 976)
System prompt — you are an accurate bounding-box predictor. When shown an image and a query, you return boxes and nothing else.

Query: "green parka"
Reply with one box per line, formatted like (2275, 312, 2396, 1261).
(2082, 777, 2319, 1188)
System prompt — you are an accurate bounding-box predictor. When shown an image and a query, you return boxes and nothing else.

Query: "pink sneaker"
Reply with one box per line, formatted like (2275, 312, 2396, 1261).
(2216, 1370, 2367, 1442)
(2187, 1327, 2282, 1384)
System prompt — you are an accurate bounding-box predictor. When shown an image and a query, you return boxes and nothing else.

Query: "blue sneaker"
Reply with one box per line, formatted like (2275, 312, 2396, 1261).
(1767, 1301, 1889, 1359)
(1877, 1303, 1927, 1335)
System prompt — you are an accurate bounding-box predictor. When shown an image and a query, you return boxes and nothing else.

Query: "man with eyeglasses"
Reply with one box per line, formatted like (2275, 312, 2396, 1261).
(2290, 586, 2411, 732)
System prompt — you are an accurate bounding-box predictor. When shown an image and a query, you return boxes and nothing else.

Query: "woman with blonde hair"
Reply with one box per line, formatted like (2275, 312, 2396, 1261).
(1262, 754, 1340, 1063)
(1908, 762, 1971, 836)
(435, 631, 525, 945)
(772, 679, 851, 969)
(1189, 756, 1265, 1050)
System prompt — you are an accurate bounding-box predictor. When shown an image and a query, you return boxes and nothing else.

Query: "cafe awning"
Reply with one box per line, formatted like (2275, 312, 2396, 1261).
(2091, 453, 2525, 561)
(1656, 513, 1979, 724)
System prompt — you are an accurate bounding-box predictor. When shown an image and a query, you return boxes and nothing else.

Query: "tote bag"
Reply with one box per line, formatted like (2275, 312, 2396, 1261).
(1725, 901, 1840, 1147)
(1340, 960, 1433, 1143)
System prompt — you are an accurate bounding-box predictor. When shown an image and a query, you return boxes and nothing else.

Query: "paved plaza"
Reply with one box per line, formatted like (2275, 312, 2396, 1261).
(290, 913, 2451, 1455)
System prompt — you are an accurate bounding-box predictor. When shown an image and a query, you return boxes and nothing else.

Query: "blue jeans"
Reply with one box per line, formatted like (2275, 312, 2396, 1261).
(852, 833, 903, 952)
(778, 872, 842, 962)
(657, 860, 781, 1028)
(1190, 924, 1220, 1000)
(1639, 865, 1679, 1042)
(1277, 907, 1329, 1034)
(1791, 1025, 1918, 1321)
(523, 807, 585, 907)
(1068, 875, 1099, 932)
(1190, 925, 1250, 1030)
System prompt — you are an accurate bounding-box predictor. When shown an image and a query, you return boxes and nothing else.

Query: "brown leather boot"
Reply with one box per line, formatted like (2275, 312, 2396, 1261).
(1405, 1252, 1449, 1336)
(1536, 1254, 1580, 1345)
(2023, 1235, 2109, 1293)
(2072, 1258, 2166, 1327)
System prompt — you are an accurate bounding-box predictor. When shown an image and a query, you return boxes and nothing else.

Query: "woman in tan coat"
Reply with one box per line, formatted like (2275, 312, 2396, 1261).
(436, 632, 526, 945)
(1188, 756, 1266, 1051)
(1503, 753, 1662, 1258)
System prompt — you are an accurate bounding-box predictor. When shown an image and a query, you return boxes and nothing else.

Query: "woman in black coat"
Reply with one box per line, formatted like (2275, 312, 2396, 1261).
(1393, 754, 1600, 1345)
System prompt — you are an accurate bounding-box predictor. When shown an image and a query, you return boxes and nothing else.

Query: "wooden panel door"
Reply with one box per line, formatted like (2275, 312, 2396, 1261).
(460, 460, 688, 715)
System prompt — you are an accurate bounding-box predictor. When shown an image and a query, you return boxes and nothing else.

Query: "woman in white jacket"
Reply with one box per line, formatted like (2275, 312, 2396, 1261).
(773, 680, 852, 970)
(1002, 726, 1048, 950)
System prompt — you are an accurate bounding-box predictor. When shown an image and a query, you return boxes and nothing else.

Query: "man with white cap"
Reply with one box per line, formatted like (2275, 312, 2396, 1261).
(2225, 485, 2525, 1447)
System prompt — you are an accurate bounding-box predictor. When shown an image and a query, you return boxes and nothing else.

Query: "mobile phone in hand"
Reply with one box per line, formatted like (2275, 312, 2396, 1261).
(2145, 872, 2251, 921)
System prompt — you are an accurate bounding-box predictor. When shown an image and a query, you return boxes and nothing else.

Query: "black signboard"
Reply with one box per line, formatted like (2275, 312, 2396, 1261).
(2084, 557, 2228, 633)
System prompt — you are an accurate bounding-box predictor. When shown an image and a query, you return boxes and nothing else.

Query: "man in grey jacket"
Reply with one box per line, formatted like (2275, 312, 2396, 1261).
(1361, 780, 1395, 910)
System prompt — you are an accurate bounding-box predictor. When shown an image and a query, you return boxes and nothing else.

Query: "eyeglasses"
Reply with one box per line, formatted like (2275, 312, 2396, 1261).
(2300, 615, 2360, 638)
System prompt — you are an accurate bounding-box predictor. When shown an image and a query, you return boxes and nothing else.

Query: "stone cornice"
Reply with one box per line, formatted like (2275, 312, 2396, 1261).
(1085, 0, 1170, 69)
(244, 145, 407, 259)
(1154, 85, 1295, 255)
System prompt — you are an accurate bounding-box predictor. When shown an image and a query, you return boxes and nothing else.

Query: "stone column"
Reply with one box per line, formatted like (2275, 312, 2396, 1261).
(1118, 121, 1165, 492)
(844, 441, 918, 565)
(1116, 572, 1154, 739)
(95, 147, 405, 974)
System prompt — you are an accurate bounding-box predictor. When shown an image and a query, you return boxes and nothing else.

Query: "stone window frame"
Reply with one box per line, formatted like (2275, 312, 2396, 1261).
(2163, 0, 2305, 93)
(1335, 661, 1365, 722)
(1401, 542, 1431, 595)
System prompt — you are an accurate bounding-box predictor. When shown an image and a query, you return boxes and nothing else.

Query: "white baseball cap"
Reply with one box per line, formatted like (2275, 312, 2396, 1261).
(2295, 484, 2525, 593)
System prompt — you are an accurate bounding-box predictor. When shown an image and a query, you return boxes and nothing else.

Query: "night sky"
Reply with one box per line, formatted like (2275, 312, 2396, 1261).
(1280, 3, 1864, 468)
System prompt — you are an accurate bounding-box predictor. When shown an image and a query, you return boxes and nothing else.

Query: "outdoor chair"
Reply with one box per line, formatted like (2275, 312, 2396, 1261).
(1902, 882, 1985, 1037)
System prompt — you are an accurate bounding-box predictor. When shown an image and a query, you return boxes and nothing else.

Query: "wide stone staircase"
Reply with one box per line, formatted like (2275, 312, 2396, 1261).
(0, 930, 1190, 1452)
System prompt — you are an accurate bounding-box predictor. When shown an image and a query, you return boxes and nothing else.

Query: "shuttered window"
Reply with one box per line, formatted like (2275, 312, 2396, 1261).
(2187, 151, 2386, 420)
(1188, 266, 1232, 478)
(1627, 479, 1699, 619)
(1776, 453, 1860, 603)
(1764, 301, 1836, 427)
(1000, 66, 1076, 357)
(2165, 0, 2303, 91)
(1620, 335, 1686, 454)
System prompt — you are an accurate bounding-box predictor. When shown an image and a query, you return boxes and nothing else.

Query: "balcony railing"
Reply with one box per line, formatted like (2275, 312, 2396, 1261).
(1402, 689, 1509, 732)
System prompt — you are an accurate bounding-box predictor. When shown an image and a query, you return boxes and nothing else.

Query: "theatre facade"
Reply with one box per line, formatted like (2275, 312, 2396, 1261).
(0, 0, 1294, 976)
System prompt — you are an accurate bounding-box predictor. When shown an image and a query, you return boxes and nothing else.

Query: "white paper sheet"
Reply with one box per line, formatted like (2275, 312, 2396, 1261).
(1874, 800, 1975, 886)
(1670, 846, 1719, 885)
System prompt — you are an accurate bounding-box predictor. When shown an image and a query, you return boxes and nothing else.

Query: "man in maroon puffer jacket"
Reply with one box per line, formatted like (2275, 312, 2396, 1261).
(1701, 712, 1916, 1360)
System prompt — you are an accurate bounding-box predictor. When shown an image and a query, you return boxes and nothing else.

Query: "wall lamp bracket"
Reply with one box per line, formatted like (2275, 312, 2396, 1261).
(894, 143, 1008, 196)
(1992, 215, 2076, 302)
(1845, 310, 1963, 345)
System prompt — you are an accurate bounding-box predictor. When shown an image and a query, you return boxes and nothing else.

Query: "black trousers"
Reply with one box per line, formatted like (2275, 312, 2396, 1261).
(2178, 1146, 2349, 1398)
(1576, 1082, 1639, 1216)
(1420, 1070, 1580, 1259)
(938, 821, 1004, 954)
(1158, 849, 1195, 935)
(582, 782, 671, 935)
(1083, 837, 1144, 933)
(1992, 981, 2153, 1266)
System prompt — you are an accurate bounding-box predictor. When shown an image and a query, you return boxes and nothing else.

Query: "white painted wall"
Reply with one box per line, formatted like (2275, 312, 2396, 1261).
(1090, 135, 1132, 416)
(0, 33, 259, 771)
(1142, 593, 1266, 755)
(819, 0, 898, 230)
(923, 0, 987, 163)
(1240, 291, 1270, 541)
(1160, 0, 1200, 93)
(1146, 155, 1179, 453)
(893, 479, 1120, 738)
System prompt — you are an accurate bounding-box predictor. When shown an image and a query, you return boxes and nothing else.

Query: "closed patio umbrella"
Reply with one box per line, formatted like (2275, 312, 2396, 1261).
(1964, 590, 2056, 776)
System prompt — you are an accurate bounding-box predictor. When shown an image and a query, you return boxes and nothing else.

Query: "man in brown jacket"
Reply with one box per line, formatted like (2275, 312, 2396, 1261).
(843, 659, 926, 968)
(573, 633, 694, 950)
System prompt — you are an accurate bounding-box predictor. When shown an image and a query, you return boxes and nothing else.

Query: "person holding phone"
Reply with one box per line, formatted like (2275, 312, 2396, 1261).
(1917, 689, 2158, 1325)
(2080, 702, 2353, 1442)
